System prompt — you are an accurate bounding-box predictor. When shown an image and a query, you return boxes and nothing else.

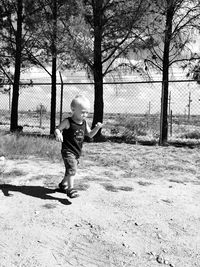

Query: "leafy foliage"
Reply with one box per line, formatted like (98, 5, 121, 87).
(144, 0, 200, 72)
(67, 0, 151, 77)
(185, 59, 200, 84)
(23, 0, 79, 70)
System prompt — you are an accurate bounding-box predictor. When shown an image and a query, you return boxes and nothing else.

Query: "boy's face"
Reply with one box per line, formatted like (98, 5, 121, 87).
(72, 102, 90, 121)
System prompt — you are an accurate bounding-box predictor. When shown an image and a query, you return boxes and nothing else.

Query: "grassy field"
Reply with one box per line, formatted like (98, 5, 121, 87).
(1, 109, 200, 145)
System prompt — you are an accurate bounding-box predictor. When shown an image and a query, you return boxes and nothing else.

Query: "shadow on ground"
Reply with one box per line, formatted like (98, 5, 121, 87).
(0, 184, 71, 205)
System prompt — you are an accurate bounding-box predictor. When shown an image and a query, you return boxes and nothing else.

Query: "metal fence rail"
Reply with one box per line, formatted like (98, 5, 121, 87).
(0, 80, 200, 139)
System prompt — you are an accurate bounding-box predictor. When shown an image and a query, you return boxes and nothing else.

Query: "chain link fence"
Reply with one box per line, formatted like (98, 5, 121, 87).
(0, 80, 200, 140)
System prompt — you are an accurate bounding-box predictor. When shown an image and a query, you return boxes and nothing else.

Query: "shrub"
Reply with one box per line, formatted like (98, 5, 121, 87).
(115, 114, 148, 136)
(180, 130, 200, 139)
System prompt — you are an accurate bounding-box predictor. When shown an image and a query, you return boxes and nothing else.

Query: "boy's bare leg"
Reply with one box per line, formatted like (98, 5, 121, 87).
(61, 174, 74, 189)
(67, 175, 75, 189)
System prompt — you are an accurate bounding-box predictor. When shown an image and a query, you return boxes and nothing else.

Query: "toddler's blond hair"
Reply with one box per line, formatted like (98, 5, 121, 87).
(70, 95, 90, 110)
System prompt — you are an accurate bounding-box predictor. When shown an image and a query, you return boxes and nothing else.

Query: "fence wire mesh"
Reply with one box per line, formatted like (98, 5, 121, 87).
(0, 80, 200, 140)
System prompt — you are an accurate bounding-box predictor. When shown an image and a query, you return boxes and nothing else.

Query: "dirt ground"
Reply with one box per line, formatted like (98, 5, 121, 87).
(0, 142, 200, 267)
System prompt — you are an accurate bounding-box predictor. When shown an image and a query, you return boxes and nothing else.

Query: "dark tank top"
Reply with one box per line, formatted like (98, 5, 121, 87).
(62, 117, 86, 158)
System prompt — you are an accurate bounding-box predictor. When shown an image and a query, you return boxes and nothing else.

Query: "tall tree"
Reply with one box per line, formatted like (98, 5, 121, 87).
(144, 0, 200, 145)
(0, 0, 43, 131)
(0, 5, 13, 82)
(11, 0, 23, 131)
(0, 0, 23, 131)
(65, 0, 150, 139)
(24, 0, 78, 135)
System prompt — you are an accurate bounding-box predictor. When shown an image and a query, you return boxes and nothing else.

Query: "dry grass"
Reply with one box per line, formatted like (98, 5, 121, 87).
(82, 141, 200, 186)
(0, 132, 61, 161)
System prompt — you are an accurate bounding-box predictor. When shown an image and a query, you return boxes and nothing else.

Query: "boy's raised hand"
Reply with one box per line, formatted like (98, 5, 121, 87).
(55, 129, 63, 142)
(95, 122, 103, 129)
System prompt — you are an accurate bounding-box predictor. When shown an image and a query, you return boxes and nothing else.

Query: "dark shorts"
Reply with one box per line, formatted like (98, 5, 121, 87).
(61, 150, 78, 176)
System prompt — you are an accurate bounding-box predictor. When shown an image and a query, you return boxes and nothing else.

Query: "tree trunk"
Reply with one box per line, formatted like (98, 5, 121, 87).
(50, 0, 57, 135)
(92, 0, 104, 140)
(50, 57, 57, 135)
(159, 5, 173, 145)
(92, 72, 103, 136)
(10, 0, 23, 132)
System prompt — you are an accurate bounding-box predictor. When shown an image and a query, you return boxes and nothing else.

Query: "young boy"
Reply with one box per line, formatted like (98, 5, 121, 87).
(55, 95, 102, 198)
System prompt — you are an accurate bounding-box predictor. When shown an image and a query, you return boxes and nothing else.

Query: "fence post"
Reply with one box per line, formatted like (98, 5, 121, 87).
(9, 85, 12, 112)
(159, 81, 164, 145)
(170, 110, 172, 137)
(39, 106, 42, 128)
(188, 91, 192, 121)
(59, 71, 63, 123)
(168, 91, 171, 115)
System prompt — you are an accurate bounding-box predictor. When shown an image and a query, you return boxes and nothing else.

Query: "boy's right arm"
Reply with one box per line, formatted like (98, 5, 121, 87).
(54, 119, 70, 142)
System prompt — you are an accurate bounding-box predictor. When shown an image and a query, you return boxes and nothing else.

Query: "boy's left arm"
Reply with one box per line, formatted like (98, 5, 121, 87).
(86, 122, 103, 138)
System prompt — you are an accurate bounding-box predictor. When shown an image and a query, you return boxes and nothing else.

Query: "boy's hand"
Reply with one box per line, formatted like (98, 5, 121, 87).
(95, 122, 103, 129)
(55, 129, 63, 142)
(56, 134, 63, 142)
